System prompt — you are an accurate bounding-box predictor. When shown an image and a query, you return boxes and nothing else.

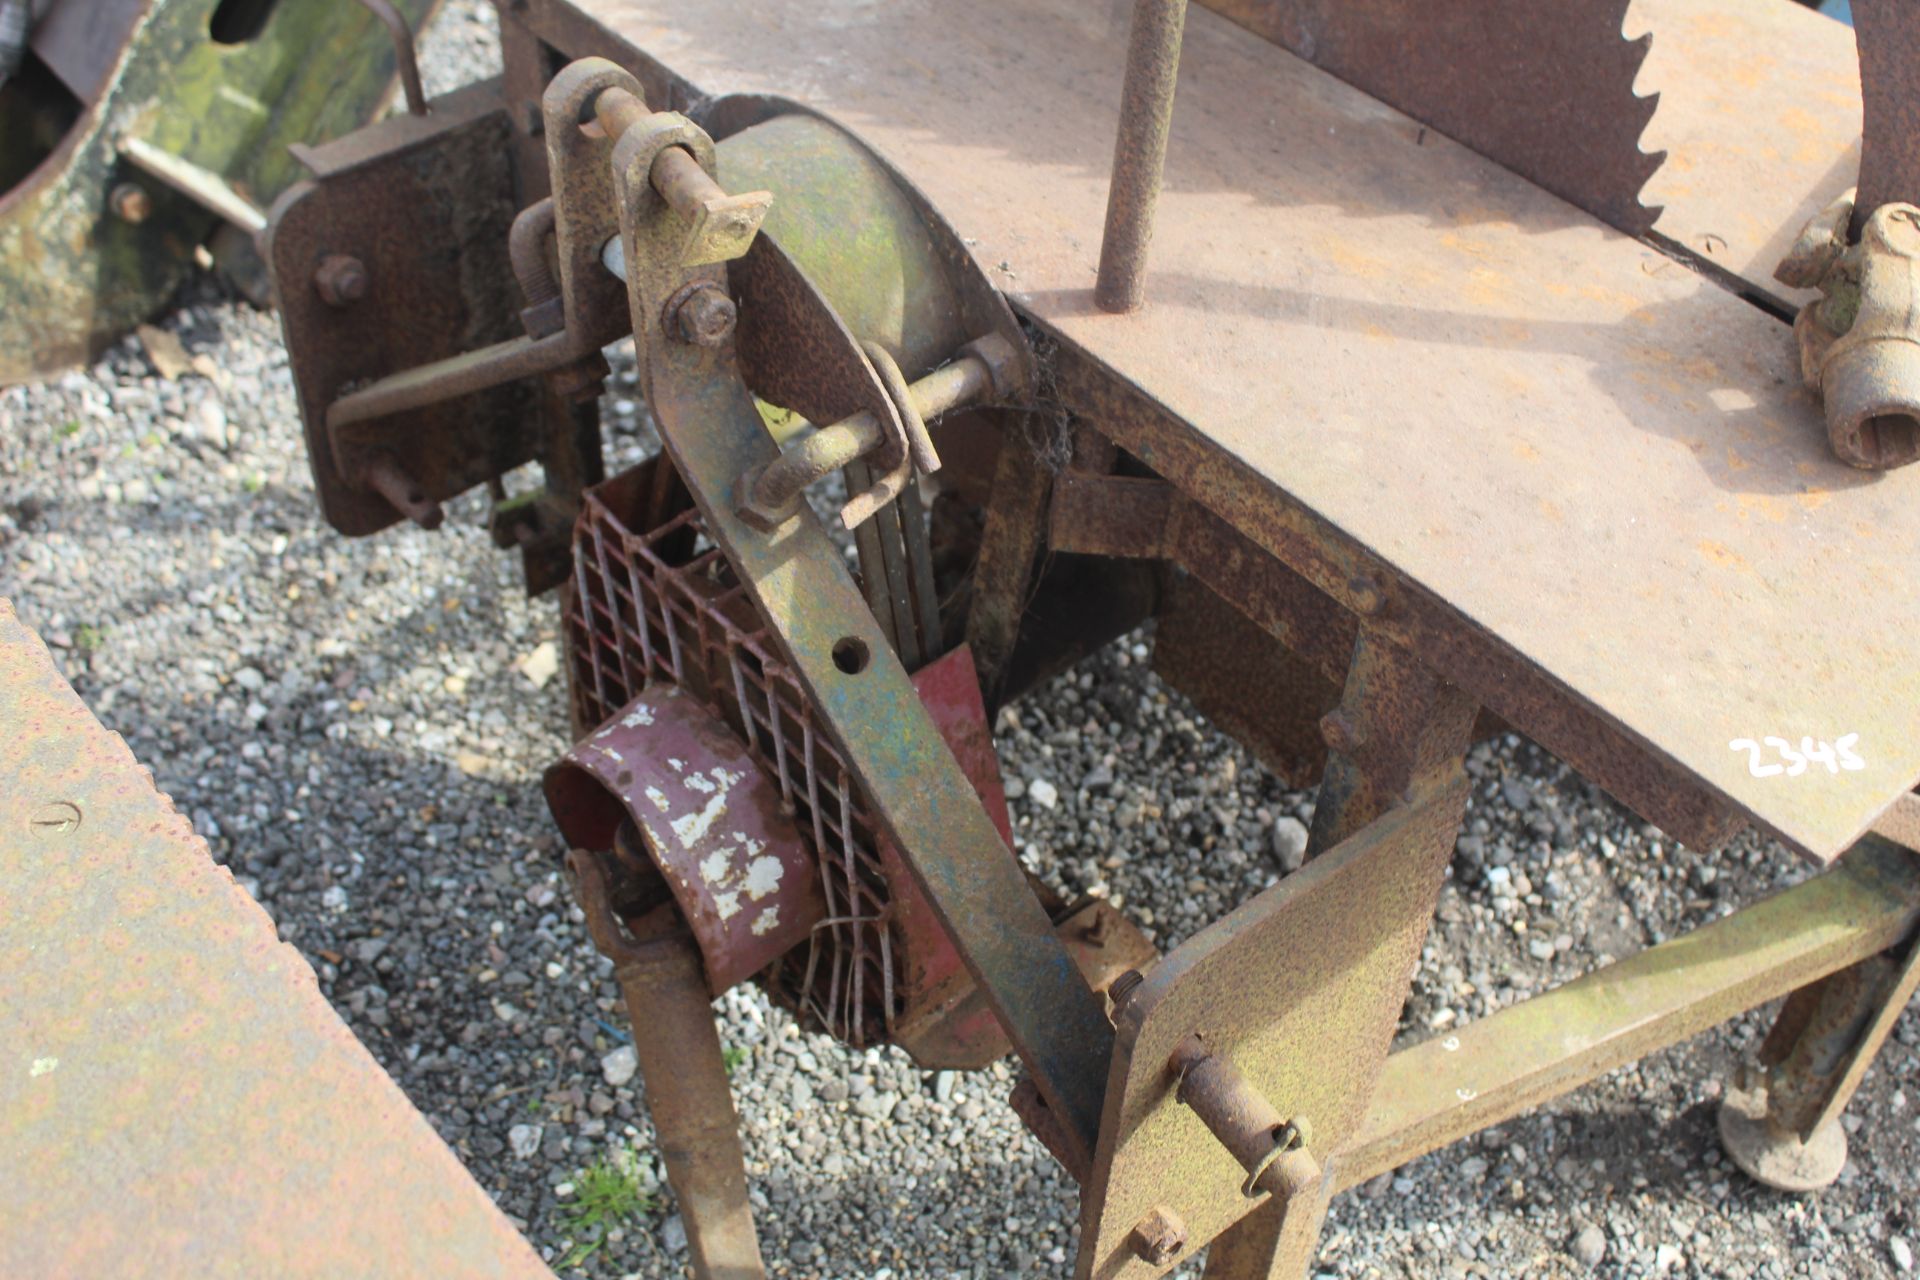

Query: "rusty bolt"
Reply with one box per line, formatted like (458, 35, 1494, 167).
(667, 282, 738, 347)
(1319, 709, 1366, 755)
(1129, 1205, 1187, 1266)
(1107, 968, 1145, 1008)
(1345, 572, 1387, 616)
(109, 183, 152, 225)
(313, 255, 369, 307)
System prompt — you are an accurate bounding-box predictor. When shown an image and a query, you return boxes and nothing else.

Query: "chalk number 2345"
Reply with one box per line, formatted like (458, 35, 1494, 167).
(1729, 734, 1865, 779)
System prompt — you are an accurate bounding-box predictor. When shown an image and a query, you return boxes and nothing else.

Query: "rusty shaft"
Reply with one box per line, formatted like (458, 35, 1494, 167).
(746, 353, 994, 520)
(591, 86, 732, 227)
(1171, 1035, 1322, 1201)
(364, 452, 445, 529)
(1095, 0, 1190, 314)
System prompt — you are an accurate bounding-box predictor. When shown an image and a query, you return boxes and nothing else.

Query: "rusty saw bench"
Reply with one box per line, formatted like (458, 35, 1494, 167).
(255, 0, 1920, 1275)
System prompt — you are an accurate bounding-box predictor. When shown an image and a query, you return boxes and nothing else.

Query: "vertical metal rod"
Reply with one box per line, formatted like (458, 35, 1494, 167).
(567, 852, 768, 1280)
(1095, 0, 1190, 313)
(354, 0, 428, 117)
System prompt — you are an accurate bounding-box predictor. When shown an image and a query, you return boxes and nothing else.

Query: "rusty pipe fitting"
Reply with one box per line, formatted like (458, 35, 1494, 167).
(1817, 203, 1920, 470)
(1778, 193, 1920, 470)
(1169, 1035, 1320, 1199)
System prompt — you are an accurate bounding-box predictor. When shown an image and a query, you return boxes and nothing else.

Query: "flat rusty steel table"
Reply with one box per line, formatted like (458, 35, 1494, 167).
(523, 0, 1920, 866)
(0, 600, 554, 1280)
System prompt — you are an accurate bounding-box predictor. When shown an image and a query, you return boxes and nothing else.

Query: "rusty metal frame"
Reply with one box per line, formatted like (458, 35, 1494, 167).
(567, 851, 769, 1277)
(1343, 836, 1920, 1190)
(225, 6, 1920, 1278)
(1040, 384, 1744, 854)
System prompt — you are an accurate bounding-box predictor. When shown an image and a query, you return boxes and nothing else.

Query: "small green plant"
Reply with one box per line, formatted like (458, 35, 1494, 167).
(241, 472, 266, 494)
(72, 624, 105, 653)
(56, 420, 81, 439)
(722, 1045, 748, 1075)
(558, 1148, 654, 1270)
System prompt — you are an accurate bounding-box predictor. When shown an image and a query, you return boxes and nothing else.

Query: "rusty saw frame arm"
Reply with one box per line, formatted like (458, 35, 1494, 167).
(530, 61, 1121, 1167)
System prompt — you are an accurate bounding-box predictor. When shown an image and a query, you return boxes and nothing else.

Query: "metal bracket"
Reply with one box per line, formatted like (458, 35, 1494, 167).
(595, 65, 1118, 1169)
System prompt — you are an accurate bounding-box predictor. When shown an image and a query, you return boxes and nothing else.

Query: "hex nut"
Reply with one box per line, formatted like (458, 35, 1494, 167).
(669, 282, 738, 347)
(313, 255, 369, 307)
(1129, 1204, 1186, 1266)
(109, 183, 152, 225)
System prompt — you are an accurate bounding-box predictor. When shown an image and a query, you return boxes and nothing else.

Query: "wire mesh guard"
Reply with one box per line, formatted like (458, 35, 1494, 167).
(564, 468, 900, 1047)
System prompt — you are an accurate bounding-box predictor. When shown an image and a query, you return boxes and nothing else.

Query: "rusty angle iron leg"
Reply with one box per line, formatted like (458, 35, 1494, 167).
(605, 98, 1117, 1166)
(568, 850, 768, 1279)
(1077, 631, 1473, 1279)
(1716, 907, 1920, 1191)
(1198, 630, 1475, 1280)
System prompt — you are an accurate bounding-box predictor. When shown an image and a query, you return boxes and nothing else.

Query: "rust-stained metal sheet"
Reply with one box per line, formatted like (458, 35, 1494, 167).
(543, 0, 1920, 863)
(0, 599, 552, 1280)
(1633, 0, 1860, 310)
(1077, 777, 1469, 1278)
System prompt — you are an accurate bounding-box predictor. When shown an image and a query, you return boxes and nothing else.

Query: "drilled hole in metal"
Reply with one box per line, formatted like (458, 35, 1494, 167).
(831, 637, 870, 675)
(209, 0, 280, 44)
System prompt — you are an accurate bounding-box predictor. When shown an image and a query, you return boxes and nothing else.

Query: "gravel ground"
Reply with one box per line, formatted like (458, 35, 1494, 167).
(3, 4, 1918, 1277)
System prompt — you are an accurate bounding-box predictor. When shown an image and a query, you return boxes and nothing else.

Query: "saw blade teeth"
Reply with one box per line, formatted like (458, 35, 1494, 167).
(1202, 0, 1672, 236)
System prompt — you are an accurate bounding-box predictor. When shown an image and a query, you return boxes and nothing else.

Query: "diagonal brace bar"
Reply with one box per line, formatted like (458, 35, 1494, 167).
(1338, 836, 1920, 1189)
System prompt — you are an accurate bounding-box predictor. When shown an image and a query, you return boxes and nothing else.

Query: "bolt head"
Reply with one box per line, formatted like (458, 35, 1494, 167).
(1130, 1205, 1186, 1266)
(109, 184, 152, 225)
(313, 254, 368, 307)
(1345, 572, 1386, 616)
(672, 284, 738, 346)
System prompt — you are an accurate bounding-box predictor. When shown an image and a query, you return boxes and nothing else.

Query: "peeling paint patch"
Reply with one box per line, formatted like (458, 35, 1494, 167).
(597, 745, 626, 764)
(644, 786, 672, 814)
(700, 848, 732, 885)
(744, 855, 785, 900)
(620, 704, 656, 728)
(713, 891, 741, 921)
(29, 1057, 57, 1077)
(751, 907, 781, 936)
(672, 793, 729, 847)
